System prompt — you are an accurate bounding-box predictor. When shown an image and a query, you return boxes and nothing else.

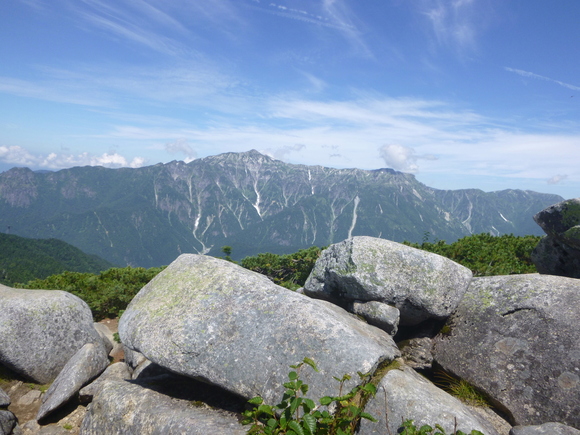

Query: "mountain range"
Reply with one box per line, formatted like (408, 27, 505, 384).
(0, 150, 562, 267)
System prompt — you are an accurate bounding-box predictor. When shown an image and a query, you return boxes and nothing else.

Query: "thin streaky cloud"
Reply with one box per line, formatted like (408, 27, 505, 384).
(505, 67, 580, 92)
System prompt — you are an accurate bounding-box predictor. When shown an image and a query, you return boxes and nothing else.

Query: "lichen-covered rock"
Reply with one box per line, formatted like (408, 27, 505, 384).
(303, 237, 473, 325)
(510, 422, 580, 435)
(119, 254, 399, 405)
(359, 365, 500, 435)
(349, 300, 399, 335)
(37, 342, 109, 421)
(531, 235, 580, 278)
(80, 379, 247, 435)
(532, 198, 580, 278)
(533, 198, 580, 249)
(433, 274, 580, 428)
(0, 285, 103, 384)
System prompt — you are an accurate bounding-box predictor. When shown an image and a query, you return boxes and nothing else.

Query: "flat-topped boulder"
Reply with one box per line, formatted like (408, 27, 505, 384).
(303, 237, 473, 325)
(119, 254, 400, 405)
(0, 284, 103, 384)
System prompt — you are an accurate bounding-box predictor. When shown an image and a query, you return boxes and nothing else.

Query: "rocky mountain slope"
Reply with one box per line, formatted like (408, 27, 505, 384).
(0, 150, 562, 267)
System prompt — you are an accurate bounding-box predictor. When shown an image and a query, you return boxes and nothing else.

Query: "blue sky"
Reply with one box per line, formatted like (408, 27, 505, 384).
(1, 0, 578, 199)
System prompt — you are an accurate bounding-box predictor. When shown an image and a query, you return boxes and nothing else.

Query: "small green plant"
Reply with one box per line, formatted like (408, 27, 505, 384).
(113, 332, 121, 343)
(398, 419, 484, 435)
(62, 423, 73, 430)
(242, 357, 377, 435)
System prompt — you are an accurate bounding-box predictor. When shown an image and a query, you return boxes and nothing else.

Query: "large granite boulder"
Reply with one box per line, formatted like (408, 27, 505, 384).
(0, 285, 104, 383)
(359, 365, 500, 435)
(119, 254, 399, 405)
(0, 410, 16, 435)
(303, 237, 473, 325)
(80, 379, 246, 435)
(433, 274, 580, 428)
(510, 422, 580, 435)
(532, 198, 580, 278)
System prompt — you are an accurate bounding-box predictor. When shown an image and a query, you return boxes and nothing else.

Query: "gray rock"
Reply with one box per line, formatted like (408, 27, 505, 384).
(433, 274, 580, 427)
(349, 300, 399, 336)
(359, 365, 500, 435)
(80, 379, 247, 435)
(531, 235, 580, 279)
(0, 387, 9, 407)
(92, 323, 114, 355)
(37, 342, 109, 421)
(17, 389, 42, 406)
(0, 410, 16, 435)
(79, 362, 132, 402)
(303, 237, 473, 325)
(0, 285, 103, 384)
(510, 422, 580, 435)
(533, 198, 580, 249)
(399, 337, 434, 370)
(123, 346, 146, 370)
(120, 254, 399, 405)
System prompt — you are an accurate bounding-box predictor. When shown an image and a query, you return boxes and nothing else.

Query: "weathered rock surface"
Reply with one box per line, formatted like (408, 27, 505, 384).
(0, 285, 103, 384)
(303, 237, 473, 325)
(349, 300, 399, 335)
(0, 388, 9, 407)
(92, 323, 114, 355)
(532, 198, 580, 278)
(80, 379, 247, 435)
(79, 362, 132, 403)
(510, 422, 580, 435)
(0, 410, 16, 435)
(359, 365, 500, 435)
(433, 274, 580, 428)
(37, 342, 109, 421)
(120, 254, 400, 405)
(399, 337, 434, 370)
(531, 235, 580, 278)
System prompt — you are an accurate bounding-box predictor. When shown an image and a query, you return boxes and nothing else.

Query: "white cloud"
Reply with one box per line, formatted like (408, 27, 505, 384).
(505, 67, 580, 92)
(165, 138, 197, 163)
(547, 174, 568, 185)
(263, 143, 305, 161)
(0, 146, 146, 170)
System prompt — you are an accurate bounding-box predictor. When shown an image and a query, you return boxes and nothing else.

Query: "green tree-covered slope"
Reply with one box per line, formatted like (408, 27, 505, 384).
(0, 233, 114, 286)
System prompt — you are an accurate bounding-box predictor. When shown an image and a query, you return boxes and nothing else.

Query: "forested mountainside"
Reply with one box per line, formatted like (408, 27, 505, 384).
(0, 233, 113, 286)
(0, 150, 562, 267)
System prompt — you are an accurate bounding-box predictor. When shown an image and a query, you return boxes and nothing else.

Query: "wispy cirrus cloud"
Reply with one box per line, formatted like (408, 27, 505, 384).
(505, 67, 580, 91)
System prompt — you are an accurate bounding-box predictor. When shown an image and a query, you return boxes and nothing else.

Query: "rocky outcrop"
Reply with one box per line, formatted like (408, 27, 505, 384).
(360, 365, 500, 435)
(304, 236, 473, 326)
(80, 379, 247, 435)
(119, 254, 400, 405)
(433, 274, 580, 427)
(532, 198, 580, 278)
(0, 285, 105, 384)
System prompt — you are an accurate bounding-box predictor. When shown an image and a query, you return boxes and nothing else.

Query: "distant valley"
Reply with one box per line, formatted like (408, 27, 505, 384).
(0, 150, 562, 267)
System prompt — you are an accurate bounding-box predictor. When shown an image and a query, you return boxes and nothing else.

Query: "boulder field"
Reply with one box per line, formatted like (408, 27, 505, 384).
(0, 199, 579, 434)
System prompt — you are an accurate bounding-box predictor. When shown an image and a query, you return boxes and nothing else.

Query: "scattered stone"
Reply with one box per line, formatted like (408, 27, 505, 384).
(359, 365, 500, 435)
(303, 237, 473, 325)
(433, 274, 580, 427)
(120, 254, 400, 405)
(37, 342, 109, 421)
(349, 300, 399, 336)
(0, 285, 103, 384)
(17, 390, 41, 407)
